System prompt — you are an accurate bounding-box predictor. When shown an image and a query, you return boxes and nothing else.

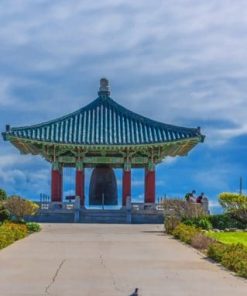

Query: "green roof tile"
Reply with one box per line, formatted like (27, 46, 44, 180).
(2, 80, 204, 146)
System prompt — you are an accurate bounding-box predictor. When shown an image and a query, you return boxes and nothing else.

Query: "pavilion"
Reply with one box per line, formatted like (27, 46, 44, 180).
(2, 79, 204, 208)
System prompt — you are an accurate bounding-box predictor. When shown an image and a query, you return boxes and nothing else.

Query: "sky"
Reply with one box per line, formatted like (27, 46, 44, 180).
(1, 0, 247, 213)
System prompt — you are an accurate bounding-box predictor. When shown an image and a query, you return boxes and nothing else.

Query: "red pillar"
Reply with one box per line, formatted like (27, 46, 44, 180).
(76, 169, 85, 206)
(51, 165, 62, 202)
(144, 167, 156, 203)
(122, 169, 131, 206)
(59, 168, 63, 201)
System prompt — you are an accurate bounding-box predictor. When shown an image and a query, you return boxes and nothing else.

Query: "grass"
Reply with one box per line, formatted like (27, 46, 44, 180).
(207, 231, 247, 246)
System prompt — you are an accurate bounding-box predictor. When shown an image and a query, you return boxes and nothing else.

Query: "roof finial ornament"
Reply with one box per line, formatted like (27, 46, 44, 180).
(98, 78, 110, 97)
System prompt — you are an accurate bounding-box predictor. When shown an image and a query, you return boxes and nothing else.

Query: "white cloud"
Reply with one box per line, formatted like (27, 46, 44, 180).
(1, 0, 247, 197)
(0, 1, 247, 142)
(0, 154, 33, 168)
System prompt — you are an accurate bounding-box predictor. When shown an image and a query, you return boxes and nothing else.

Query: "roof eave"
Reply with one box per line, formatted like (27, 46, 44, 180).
(5, 134, 203, 149)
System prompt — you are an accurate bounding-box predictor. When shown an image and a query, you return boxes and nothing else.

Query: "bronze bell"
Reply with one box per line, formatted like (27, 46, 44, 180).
(89, 166, 118, 205)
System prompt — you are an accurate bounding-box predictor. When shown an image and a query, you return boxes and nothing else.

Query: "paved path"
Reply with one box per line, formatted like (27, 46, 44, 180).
(0, 224, 246, 296)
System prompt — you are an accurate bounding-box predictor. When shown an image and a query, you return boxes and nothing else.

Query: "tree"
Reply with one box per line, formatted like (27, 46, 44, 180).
(219, 192, 247, 224)
(0, 188, 9, 222)
(0, 188, 7, 201)
(5, 196, 39, 221)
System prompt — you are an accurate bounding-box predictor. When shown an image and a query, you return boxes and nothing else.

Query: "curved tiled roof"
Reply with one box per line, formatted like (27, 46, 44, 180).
(3, 88, 204, 146)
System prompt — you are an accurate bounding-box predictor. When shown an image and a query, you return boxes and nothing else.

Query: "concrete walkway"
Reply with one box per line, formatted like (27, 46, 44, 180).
(0, 224, 246, 296)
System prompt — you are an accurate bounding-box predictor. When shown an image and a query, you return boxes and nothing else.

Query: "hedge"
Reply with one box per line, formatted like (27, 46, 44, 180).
(0, 222, 28, 249)
(172, 223, 201, 244)
(170, 223, 247, 278)
(209, 214, 246, 230)
(208, 243, 247, 278)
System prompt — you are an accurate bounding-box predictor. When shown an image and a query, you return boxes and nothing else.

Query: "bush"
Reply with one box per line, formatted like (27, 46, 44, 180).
(26, 222, 41, 232)
(182, 216, 213, 230)
(0, 203, 10, 222)
(172, 223, 201, 244)
(207, 242, 228, 261)
(209, 214, 246, 230)
(163, 199, 206, 234)
(2, 222, 28, 240)
(5, 196, 39, 222)
(0, 226, 15, 249)
(208, 242, 247, 278)
(219, 192, 247, 224)
(0, 189, 7, 201)
(163, 199, 205, 220)
(164, 216, 180, 234)
(0, 222, 28, 249)
(191, 233, 215, 250)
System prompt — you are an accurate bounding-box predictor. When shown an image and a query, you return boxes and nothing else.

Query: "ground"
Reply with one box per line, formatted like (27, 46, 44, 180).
(0, 224, 246, 296)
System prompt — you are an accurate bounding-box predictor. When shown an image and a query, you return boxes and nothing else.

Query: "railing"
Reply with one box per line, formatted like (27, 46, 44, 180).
(131, 202, 164, 212)
(38, 194, 81, 211)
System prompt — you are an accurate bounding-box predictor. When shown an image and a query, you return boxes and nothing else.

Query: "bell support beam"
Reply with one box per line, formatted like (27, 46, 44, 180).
(75, 161, 85, 206)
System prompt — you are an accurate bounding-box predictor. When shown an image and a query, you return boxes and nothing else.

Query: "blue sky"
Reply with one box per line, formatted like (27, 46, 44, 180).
(1, 0, 247, 213)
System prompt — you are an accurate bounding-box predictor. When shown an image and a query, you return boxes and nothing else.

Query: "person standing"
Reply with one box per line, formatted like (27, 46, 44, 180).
(185, 190, 196, 202)
(196, 192, 204, 204)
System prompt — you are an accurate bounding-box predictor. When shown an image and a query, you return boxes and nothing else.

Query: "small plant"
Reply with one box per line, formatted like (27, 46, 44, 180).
(26, 222, 41, 232)
(191, 233, 215, 250)
(164, 216, 180, 234)
(172, 223, 201, 244)
(182, 217, 212, 230)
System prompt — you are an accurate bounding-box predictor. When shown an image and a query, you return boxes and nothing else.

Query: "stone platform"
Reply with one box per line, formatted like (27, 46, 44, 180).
(27, 203, 164, 224)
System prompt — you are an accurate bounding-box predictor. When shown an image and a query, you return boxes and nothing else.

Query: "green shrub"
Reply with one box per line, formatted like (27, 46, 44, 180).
(208, 242, 247, 278)
(0, 204, 10, 222)
(26, 222, 41, 232)
(0, 228, 15, 249)
(0, 189, 7, 201)
(182, 216, 212, 230)
(207, 242, 228, 261)
(172, 223, 201, 244)
(209, 214, 245, 230)
(221, 244, 247, 275)
(3, 222, 28, 240)
(0, 222, 28, 249)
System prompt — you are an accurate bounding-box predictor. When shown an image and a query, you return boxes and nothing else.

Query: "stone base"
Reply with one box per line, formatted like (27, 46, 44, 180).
(27, 208, 164, 224)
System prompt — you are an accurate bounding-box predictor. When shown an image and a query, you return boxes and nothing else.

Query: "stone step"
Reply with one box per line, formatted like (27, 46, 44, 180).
(79, 210, 128, 223)
(26, 212, 75, 223)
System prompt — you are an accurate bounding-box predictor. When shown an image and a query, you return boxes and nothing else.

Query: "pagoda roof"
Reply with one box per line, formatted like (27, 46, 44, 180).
(2, 79, 204, 151)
